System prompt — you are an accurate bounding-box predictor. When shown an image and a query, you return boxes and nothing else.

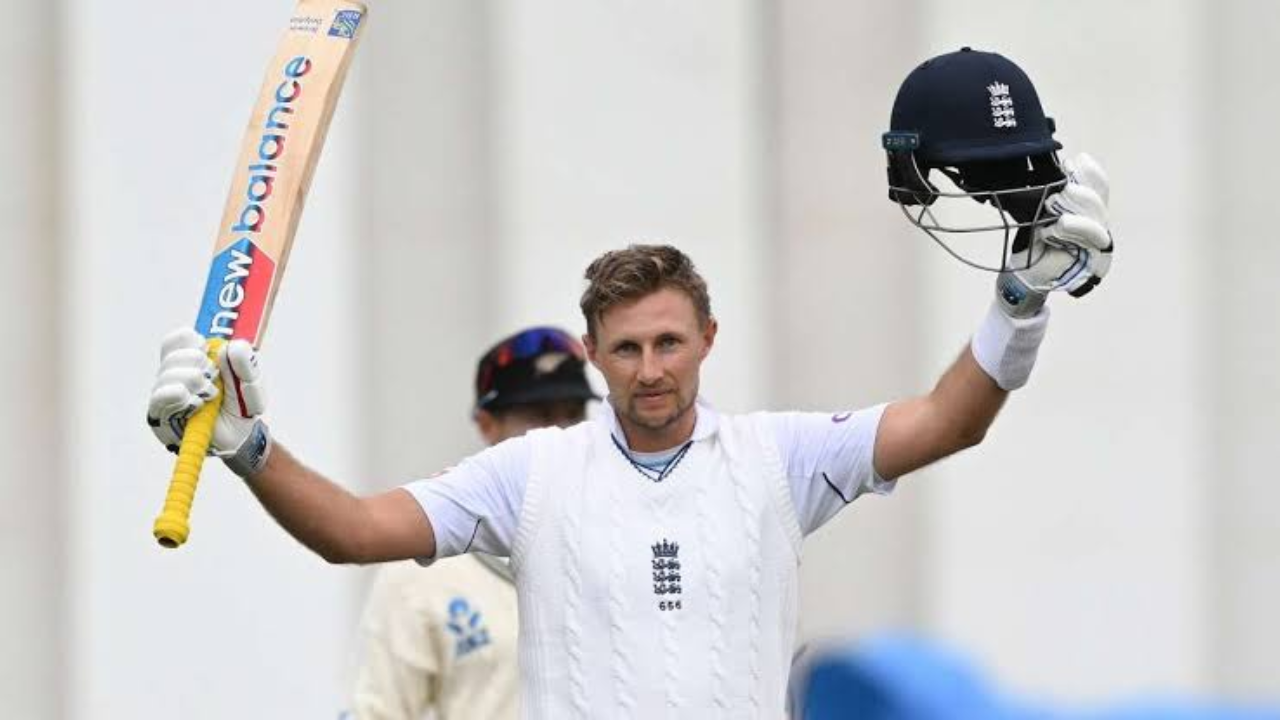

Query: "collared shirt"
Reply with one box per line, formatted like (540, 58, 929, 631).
(601, 395, 722, 448)
(405, 398, 891, 563)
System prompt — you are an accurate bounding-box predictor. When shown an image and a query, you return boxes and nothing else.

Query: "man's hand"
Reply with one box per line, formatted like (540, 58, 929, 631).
(997, 153, 1115, 318)
(147, 328, 272, 477)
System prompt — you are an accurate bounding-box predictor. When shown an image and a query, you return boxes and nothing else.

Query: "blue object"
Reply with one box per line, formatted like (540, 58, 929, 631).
(797, 634, 1280, 720)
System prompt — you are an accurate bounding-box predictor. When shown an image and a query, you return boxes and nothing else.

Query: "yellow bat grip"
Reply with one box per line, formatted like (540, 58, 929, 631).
(153, 338, 226, 549)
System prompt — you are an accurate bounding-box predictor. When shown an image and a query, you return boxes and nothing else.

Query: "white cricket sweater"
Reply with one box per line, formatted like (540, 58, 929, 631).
(510, 410, 802, 719)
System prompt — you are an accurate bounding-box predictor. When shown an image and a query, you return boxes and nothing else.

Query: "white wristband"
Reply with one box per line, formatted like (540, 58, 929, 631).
(970, 301, 1049, 391)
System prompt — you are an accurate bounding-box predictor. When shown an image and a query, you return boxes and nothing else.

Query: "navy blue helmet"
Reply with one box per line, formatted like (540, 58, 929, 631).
(883, 48, 1067, 271)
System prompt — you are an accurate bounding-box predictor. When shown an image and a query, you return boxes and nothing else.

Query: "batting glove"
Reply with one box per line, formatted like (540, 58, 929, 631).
(996, 153, 1115, 318)
(147, 328, 272, 478)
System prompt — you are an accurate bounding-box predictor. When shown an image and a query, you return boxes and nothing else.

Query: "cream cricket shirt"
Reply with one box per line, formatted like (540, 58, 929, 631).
(404, 399, 891, 719)
(348, 554, 519, 720)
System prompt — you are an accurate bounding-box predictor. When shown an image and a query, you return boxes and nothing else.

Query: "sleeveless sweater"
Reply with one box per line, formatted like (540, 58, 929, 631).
(510, 411, 803, 719)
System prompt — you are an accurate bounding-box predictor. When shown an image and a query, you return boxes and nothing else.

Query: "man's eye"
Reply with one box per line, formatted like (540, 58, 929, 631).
(659, 337, 680, 350)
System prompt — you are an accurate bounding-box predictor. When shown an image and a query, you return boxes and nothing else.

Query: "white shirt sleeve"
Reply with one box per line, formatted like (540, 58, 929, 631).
(764, 404, 893, 536)
(401, 435, 533, 563)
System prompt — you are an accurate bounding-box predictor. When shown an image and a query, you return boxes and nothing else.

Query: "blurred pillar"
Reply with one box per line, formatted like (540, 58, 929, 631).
(1209, 0, 1280, 699)
(917, 0, 1212, 698)
(358, 1, 495, 485)
(0, 1, 64, 718)
(768, 0, 928, 640)
(487, 0, 767, 408)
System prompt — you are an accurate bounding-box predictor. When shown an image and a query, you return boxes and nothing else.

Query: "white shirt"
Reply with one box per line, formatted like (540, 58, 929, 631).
(403, 399, 889, 718)
(404, 398, 891, 562)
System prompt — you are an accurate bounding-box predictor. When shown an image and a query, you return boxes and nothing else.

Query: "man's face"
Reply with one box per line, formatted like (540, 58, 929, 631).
(584, 287, 716, 448)
(481, 399, 588, 445)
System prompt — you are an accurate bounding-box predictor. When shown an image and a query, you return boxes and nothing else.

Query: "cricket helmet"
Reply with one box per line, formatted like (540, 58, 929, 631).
(883, 47, 1067, 271)
(474, 326, 597, 413)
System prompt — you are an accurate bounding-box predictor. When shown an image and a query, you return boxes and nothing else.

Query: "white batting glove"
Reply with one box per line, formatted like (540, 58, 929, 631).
(146, 328, 272, 478)
(996, 153, 1115, 318)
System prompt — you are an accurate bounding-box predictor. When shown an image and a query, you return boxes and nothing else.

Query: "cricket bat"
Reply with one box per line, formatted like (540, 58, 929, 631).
(153, 0, 368, 549)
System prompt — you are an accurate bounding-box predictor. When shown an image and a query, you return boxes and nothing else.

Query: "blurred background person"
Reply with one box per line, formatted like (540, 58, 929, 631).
(345, 326, 597, 720)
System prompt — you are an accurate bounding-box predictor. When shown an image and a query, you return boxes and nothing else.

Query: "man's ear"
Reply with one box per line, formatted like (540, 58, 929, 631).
(583, 332, 599, 368)
(700, 317, 718, 359)
(473, 409, 503, 445)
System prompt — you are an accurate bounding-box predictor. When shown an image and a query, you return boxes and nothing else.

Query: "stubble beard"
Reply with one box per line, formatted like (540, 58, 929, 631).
(624, 388, 695, 434)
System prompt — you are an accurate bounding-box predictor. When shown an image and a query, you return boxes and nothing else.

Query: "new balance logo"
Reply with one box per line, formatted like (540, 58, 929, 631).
(987, 81, 1017, 128)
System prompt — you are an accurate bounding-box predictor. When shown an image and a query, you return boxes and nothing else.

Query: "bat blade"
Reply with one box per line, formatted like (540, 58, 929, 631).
(153, 0, 368, 549)
(198, 0, 367, 347)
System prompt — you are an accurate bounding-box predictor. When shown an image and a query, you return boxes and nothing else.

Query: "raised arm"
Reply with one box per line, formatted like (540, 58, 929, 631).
(244, 442, 434, 564)
(874, 153, 1114, 481)
(147, 330, 434, 564)
(875, 346, 1005, 481)
(873, 308, 1039, 480)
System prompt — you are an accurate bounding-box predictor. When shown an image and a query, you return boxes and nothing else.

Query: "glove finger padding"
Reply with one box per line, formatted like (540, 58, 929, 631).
(149, 328, 218, 453)
(160, 346, 213, 373)
(1062, 152, 1110, 205)
(160, 327, 206, 360)
(212, 340, 272, 476)
(155, 364, 218, 401)
(1032, 169, 1113, 293)
(218, 340, 267, 418)
(148, 328, 271, 470)
(1043, 213, 1112, 253)
(1045, 183, 1109, 230)
(996, 153, 1114, 317)
(148, 383, 201, 451)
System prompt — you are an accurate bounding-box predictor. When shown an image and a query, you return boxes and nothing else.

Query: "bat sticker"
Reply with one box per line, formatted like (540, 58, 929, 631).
(329, 10, 363, 38)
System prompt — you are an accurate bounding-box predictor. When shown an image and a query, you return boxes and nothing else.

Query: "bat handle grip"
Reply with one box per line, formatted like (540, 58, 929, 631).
(153, 338, 226, 549)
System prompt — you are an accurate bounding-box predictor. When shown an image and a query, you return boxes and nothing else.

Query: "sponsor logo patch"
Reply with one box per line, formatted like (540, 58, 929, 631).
(329, 9, 363, 38)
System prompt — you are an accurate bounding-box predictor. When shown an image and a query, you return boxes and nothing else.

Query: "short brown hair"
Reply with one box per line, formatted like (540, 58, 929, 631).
(580, 244, 713, 338)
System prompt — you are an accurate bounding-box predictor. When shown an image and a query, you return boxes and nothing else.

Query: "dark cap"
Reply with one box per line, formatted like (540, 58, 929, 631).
(474, 326, 599, 412)
(887, 46, 1060, 165)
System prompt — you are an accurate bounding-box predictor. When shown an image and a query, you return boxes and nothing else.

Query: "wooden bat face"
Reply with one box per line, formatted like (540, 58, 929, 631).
(155, 1, 367, 549)
(194, 1, 366, 348)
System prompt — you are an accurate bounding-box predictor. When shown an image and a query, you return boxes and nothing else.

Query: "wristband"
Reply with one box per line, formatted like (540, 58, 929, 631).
(970, 300, 1049, 391)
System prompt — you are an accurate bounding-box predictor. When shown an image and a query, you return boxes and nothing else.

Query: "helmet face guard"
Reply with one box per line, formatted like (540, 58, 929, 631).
(883, 48, 1066, 273)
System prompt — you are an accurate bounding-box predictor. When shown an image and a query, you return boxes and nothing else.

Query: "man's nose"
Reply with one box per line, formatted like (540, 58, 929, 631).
(638, 347, 663, 383)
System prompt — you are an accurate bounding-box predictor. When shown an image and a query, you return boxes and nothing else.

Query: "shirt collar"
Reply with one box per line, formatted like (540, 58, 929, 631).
(599, 395, 720, 451)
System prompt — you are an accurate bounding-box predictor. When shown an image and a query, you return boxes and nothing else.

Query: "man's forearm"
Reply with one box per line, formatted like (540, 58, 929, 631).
(929, 345, 1009, 449)
(242, 442, 437, 564)
(874, 303, 1045, 480)
(912, 302, 1048, 458)
(243, 442, 372, 563)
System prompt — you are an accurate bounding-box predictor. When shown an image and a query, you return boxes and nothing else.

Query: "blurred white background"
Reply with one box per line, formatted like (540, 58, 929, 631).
(4, 0, 1278, 717)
